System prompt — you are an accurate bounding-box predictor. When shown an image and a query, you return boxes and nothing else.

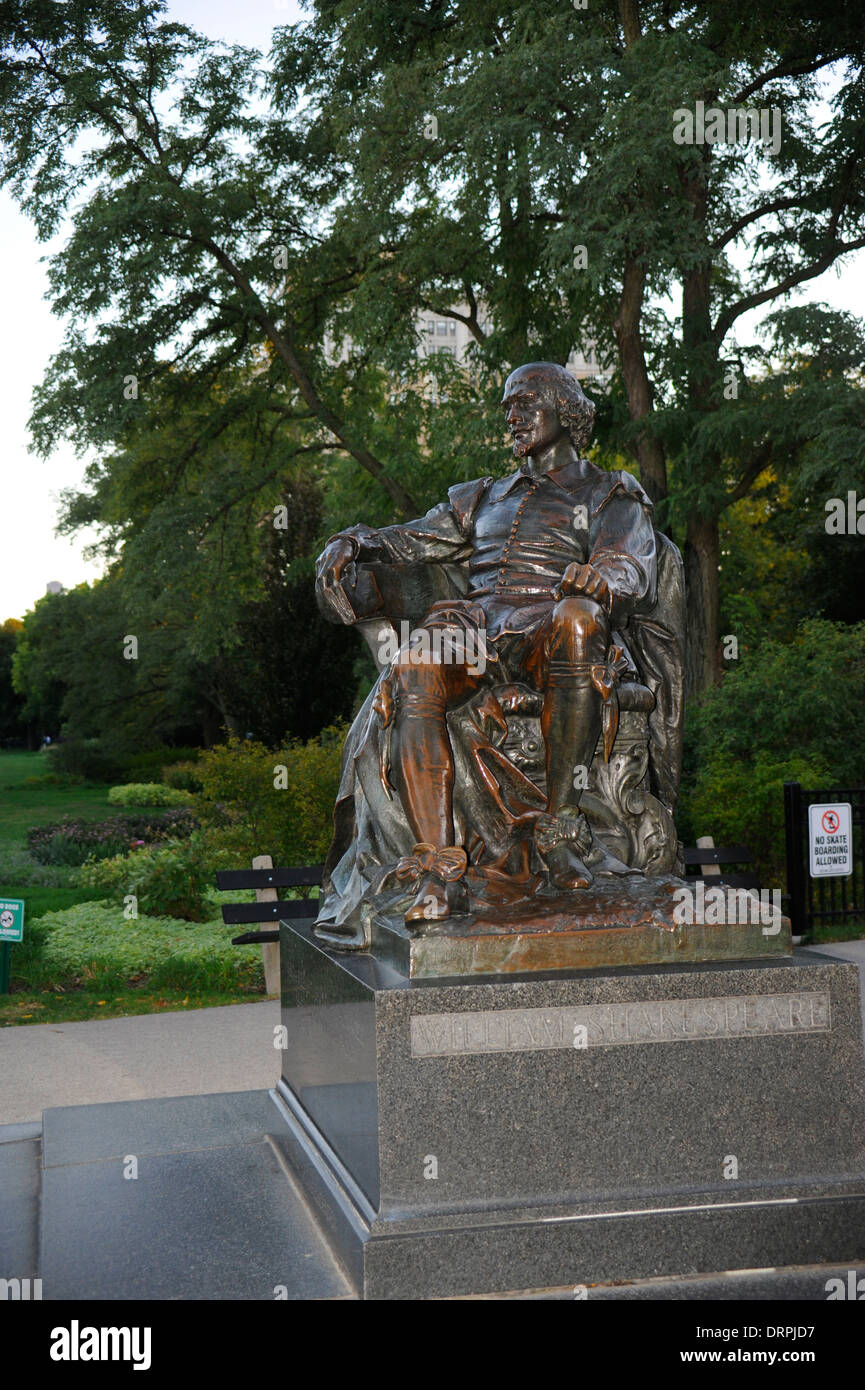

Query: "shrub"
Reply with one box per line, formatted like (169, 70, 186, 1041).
(78, 838, 212, 921)
(20, 773, 84, 789)
(18, 901, 263, 993)
(44, 741, 204, 787)
(0, 847, 77, 888)
(163, 759, 204, 794)
(678, 618, 865, 888)
(46, 738, 124, 783)
(678, 752, 831, 889)
(122, 746, 203, 782)
(194, 727, 345, 868)
(27, 809, 198, 866)
(108, 782, 192, 808)
(686, 619, 865, 784)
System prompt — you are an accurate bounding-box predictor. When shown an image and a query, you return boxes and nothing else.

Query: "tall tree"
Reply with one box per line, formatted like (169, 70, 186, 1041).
(2, 0, 864, 697)
(0, 618, 28, 744)
(269, 0, 865, 692)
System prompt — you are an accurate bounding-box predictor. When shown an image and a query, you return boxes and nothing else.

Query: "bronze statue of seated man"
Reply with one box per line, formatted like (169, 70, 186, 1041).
(315, 362, 665, 930)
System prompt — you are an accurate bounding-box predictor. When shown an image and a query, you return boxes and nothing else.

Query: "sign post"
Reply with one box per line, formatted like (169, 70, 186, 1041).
(0, 898, 25, 995)
(808, 803, 853, 878)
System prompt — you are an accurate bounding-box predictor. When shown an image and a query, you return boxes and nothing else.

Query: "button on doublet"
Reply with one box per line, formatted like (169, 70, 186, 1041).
(495, 479, 538, 593)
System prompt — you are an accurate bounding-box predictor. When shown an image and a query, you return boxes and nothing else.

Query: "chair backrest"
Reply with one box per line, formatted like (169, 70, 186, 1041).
(625, 531, 686, 814)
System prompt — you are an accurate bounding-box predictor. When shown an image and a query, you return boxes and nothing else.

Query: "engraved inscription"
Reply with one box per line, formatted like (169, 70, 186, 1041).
(410, 992, 831, 1058)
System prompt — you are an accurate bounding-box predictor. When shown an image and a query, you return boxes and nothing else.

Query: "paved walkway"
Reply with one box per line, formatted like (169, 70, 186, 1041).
(0, 1000, 281, 1124)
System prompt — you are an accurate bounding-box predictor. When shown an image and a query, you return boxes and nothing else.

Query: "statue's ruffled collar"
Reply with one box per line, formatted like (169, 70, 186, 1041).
(488, 456, 594, 502)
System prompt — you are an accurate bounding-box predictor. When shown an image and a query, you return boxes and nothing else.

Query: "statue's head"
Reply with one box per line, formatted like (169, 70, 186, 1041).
(500, 361, 595, 458)
(501, 362, 596, 459)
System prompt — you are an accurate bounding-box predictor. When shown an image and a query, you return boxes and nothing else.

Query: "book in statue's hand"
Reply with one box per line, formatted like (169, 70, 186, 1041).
(333, 566, 385, 623)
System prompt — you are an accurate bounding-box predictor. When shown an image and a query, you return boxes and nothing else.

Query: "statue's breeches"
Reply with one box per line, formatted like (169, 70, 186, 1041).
(387, 596, 611, 845)
(391, 594, 610, 700)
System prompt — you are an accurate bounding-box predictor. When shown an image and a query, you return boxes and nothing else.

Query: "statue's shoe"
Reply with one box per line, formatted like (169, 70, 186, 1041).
(542, 839, 594, 891)
(404, 873, 469, 924)
(534, 811, 594, 892)
(396, 843, 469, 928)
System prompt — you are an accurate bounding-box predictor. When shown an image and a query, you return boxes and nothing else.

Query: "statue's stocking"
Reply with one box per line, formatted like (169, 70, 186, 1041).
(537, 666, 602, 889)
(390, 690, 463, 922)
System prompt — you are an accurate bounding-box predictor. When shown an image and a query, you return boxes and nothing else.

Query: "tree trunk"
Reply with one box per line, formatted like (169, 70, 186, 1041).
(684, 511, 721, 697)
(614, 257, 668, 507)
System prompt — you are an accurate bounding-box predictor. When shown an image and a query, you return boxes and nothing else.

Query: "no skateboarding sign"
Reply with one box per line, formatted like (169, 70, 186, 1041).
(808, 803, 853, 877)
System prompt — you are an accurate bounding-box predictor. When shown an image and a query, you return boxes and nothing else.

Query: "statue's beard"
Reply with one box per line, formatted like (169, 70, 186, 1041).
(512, 437, 531, 458)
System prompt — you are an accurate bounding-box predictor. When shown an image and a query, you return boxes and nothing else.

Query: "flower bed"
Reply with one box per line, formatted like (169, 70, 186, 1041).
(27, 808, 199, 866)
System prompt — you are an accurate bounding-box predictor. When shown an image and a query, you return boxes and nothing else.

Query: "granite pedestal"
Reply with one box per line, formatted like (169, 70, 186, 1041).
(272, 922, 865, 1299)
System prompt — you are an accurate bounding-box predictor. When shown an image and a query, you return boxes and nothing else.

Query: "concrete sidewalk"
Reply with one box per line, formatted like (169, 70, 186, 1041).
(0, 1000, 281, 1124)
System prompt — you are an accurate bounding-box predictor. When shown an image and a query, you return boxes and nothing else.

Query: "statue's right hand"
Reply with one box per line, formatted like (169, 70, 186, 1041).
(315, 536, 358, 624)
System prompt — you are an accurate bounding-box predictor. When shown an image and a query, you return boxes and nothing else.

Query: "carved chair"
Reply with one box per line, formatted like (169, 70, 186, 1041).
(337, 539, 685, 875)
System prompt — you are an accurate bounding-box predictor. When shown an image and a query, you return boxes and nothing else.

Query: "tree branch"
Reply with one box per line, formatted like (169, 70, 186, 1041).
(732, 51, 845, 106)
(713, 195, 809, 250)
(713, 234, 865, 344)
(725, 442, 773, 506)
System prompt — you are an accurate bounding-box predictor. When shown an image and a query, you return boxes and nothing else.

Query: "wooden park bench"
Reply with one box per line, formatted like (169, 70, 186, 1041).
(216, 855, 322, 995)
(218, 837, 760, 993)
(682, 835, 760, 890)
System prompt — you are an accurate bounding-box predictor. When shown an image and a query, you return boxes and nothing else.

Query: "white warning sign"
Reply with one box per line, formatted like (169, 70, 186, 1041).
(808, 803, 853, 878)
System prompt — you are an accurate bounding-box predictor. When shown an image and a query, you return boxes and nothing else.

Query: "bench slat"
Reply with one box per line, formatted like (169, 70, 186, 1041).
(687, 873, 762, 890)
(216, 867, 322, 889)
(221, 900, 319, 924)
(231, 930, 280, 945)
(682, 846, 753, 865)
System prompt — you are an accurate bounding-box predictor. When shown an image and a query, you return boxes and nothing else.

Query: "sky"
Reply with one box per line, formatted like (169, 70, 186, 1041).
(0, 1, 862, 622)
(0, 0, 304, 624)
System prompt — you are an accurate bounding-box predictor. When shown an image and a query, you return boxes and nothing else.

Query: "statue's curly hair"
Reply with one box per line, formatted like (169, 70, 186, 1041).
(504, 362, 596, 450)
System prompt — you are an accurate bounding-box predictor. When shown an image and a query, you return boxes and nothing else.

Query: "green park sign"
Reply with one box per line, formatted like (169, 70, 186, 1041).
(0, 899, 24, 996)
(0, 899, 25, 943)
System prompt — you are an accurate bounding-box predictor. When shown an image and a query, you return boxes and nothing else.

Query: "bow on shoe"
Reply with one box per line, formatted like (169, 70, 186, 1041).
(395, 843, 468, 884)
(589, 644, 630, 762)
(534, 812, 592, 857)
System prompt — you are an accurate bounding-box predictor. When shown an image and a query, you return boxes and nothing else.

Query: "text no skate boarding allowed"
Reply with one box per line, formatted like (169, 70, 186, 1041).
(808, 803, 853, 877)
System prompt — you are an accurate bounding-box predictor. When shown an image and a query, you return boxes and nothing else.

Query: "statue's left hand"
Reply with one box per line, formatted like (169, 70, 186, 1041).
(495, 683, 544, 715)
(315, 536, 358, 624)
(553, 562, 611, 611)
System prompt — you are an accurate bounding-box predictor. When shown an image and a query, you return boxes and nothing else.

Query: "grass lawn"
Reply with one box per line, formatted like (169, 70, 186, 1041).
(0, 884, 100, 916)
(813, 920, 865, 944)
(0, 986, 265, 1027)
(0, 749, 267, 1025)
(0, 750, 116, 851)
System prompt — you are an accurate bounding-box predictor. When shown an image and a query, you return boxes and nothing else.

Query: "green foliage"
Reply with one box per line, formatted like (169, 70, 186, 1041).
(45, 736, 126, 783)
(78, 839, 212, 921)
(679, 752, 831, 889)
(163, 760, 205, 794)
(107, 782, 192, 807)
(124, 747, 203, 780)
(0, 884, 99, 920)
(18, 902, 262, 994)
(686, 620, 865, 784)
(20, 772, 85, 789)
(0, 846, 80, 888)
(195, 729, 345, 867)
(0, 617, 27, 741)
(679, 620, 865, 884)
(2, 0, 862, 706)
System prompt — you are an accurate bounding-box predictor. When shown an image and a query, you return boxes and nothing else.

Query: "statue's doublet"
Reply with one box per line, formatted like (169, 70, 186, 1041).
(346, 458, 657, 642)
